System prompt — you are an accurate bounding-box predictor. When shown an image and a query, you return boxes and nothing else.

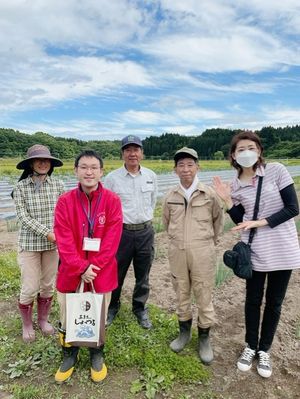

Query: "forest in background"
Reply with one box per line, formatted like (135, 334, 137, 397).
(1, 125, 300, 159)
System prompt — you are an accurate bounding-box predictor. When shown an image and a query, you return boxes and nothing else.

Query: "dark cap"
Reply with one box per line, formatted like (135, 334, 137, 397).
(174, 147, 198, 163)
(121, 135, 143, 149)
(16, 144, 63, 169)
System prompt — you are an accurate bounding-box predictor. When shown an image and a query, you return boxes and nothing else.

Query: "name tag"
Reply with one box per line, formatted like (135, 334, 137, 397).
(83, 237, 101, 252)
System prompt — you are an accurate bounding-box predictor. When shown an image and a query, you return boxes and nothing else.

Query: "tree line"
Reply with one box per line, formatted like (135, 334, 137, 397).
(1, 126, 300, 159)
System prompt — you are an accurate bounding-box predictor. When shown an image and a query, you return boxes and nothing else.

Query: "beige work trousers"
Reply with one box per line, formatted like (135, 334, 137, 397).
(18, 249, 59, 305)
(168, 241, 216, 328)
(57, 290, 111, 330)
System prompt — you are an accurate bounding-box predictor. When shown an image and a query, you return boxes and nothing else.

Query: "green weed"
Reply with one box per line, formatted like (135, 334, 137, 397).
(4, 354, 42, 379)
(0, 251, 19, 299)
(295, 320, 300, 339)
(10, 384, 47, 399)
(215, 261, 233, 287)
(153, 200, 165, 234)
(5, 218, 19, 232)
(223, 219, 235, 233)
(131, 368, 165, 399)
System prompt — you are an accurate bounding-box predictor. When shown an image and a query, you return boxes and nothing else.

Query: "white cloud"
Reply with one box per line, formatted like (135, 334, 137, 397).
(263, 106, 300, 125)
(0, 56, 153, 111)
(0, 1, 300, 138)
(120, 110, 168, 125)
(142, 29, 299, 73)
(161, 124, 200, 135)
(0, 0, 148, 50)
(176, 108, 224, 121)
(5, 118, 158, 141)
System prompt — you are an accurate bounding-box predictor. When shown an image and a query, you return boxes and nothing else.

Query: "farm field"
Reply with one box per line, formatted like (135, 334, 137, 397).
(0, 170, 299, 399)
(1, 158, 300, 177)
(0, 225, 299, 399)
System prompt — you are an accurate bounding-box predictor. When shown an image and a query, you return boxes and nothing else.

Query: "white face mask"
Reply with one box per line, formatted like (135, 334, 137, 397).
(235, 150, 258, 168)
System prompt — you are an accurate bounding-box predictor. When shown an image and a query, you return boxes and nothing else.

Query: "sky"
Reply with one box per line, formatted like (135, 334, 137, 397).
(1, 0, 300, 141)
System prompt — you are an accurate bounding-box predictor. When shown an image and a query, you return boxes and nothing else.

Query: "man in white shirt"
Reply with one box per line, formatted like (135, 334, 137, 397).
(104, 135, 158, 329)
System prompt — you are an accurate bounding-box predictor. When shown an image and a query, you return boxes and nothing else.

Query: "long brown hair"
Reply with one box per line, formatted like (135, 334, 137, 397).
(229, 131, 264, 176)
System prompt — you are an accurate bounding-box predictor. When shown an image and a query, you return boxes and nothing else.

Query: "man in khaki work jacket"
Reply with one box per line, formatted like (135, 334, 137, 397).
(162, 147, 223, 364)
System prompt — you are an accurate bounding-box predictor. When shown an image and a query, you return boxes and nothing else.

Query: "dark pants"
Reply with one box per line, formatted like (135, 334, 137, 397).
(245, 269, 292, 352)
(109, 225, 154, 314)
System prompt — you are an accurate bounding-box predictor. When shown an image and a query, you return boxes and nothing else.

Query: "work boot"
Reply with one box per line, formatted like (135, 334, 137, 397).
(170, 319, 192, 353)
(55, 328, 79, 384)
(134, 309, 152, 329)
(106, 307, 119, 327)
(18, 301, 35, 343)
(198, 327, 213, 365)
(89, 346, 108, 383)
(37, 295, 55, 335)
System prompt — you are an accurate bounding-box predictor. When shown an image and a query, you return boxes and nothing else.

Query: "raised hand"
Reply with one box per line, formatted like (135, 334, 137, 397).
(212, 176, 231, 201)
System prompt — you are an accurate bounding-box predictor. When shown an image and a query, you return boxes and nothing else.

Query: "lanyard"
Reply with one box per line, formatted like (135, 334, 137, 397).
(77, 189, 102, 237)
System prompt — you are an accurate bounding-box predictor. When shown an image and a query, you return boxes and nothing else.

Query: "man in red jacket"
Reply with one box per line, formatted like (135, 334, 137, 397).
(54, 150, 123, 384)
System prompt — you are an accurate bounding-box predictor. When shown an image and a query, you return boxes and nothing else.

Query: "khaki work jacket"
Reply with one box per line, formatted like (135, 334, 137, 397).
(162, 182, 224, 250)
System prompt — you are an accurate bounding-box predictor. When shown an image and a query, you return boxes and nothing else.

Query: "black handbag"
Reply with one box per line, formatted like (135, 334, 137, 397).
(223, 176, 263, 279)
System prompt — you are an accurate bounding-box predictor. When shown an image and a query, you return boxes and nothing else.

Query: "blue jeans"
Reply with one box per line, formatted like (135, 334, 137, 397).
(245, 269, 292, 352)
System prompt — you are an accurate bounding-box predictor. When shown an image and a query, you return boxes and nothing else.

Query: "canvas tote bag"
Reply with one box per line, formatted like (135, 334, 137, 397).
(65, 280, 105, 347)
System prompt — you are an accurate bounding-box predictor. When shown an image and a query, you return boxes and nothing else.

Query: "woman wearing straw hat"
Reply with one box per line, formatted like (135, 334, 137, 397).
(13, 144, 64, 343)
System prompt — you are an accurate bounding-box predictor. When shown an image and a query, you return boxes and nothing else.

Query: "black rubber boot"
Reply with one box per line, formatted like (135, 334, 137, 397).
(198, 327, 213, 365)
(55, 328, 79, 384)
(170, 319, 192, 353)
(106, 307, 119, 327)
(89, 346, 107, 382)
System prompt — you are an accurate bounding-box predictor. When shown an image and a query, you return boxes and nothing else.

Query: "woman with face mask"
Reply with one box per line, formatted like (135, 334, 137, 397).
(213, 131, 300, 378)
(12, 145, 64, 343)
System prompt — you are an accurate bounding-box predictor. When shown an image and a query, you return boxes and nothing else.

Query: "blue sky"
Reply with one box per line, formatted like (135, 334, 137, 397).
(1, 0, 300, 141)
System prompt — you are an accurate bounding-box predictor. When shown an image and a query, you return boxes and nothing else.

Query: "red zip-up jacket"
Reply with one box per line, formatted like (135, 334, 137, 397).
(54, 183, 123, 293)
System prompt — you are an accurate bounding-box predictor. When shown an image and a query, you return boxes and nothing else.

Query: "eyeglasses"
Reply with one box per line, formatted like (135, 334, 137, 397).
(77, 165, 101, 172)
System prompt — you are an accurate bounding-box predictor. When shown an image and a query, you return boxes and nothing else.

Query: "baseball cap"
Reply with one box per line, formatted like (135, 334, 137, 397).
(121, 135, 143, 149)
(174, 147, 198, 163)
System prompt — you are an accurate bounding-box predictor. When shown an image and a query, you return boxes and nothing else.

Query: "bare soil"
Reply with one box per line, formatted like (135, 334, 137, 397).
(146, 231, 300, 399)
(1, 221, 299, 399)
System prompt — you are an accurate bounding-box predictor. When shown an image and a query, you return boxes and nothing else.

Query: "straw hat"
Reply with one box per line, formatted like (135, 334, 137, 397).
(16, 144, 63, 170)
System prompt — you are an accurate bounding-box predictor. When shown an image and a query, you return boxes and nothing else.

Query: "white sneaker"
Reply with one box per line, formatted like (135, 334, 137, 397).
(237, 346, 256, 372)
(257, 350, 272, 378)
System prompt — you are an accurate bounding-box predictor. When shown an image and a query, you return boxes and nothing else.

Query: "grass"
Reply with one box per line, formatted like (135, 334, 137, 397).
(0, 240, 233, 399)
(0, 251, 212, 399)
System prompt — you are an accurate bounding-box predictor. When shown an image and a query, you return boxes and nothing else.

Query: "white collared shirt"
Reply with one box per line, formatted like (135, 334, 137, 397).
(104, 165, 158, 224)
(180, 175, 199, 202)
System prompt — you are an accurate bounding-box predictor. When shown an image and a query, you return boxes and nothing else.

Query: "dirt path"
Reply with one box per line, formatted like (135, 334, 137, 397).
(1, 222, 299, 398)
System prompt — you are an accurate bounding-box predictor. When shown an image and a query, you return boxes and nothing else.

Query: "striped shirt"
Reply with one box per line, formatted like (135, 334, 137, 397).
(104, 165, 157, 224)
(231, 162, 300, 272)
(13, 176, 64, 251)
